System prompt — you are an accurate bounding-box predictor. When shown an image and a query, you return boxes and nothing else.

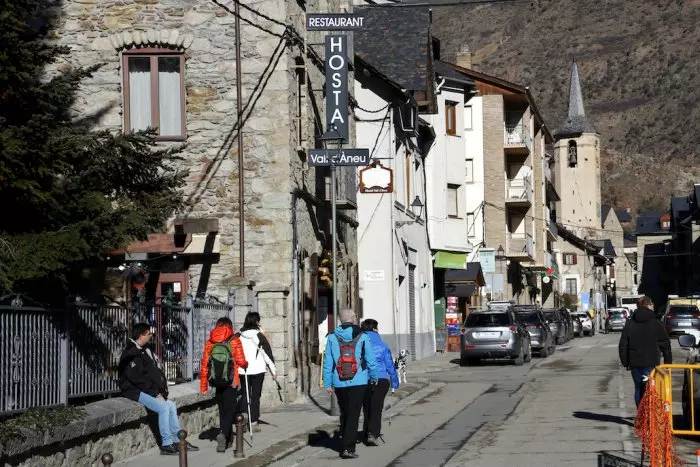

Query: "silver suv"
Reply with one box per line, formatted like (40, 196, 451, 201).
(460, 310, 532, 366)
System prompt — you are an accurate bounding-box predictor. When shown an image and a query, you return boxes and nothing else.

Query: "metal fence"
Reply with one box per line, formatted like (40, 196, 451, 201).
(0, 300, 231, 415)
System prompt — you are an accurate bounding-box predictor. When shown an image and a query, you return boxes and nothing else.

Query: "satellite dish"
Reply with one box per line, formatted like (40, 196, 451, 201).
(543, 276, 551, 284)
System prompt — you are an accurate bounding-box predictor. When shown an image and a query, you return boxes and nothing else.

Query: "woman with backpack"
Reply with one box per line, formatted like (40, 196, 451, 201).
(200, 317, 247, 452)
(360, 319, 399, 446)
(238, 312, 277, 432)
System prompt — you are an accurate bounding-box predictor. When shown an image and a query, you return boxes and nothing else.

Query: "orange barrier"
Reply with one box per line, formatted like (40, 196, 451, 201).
(635, 364, 695, 466)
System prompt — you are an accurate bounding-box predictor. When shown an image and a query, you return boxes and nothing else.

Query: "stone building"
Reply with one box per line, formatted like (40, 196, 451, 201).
(55, 0, 359, 406)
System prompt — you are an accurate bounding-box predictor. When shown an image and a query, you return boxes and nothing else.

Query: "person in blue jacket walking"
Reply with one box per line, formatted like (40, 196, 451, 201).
(360, 319, 399, 445)
(323, 309, 378, 459)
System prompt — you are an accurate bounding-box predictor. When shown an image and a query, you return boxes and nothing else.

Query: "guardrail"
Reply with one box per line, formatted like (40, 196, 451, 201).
(504, 125, 532, 152)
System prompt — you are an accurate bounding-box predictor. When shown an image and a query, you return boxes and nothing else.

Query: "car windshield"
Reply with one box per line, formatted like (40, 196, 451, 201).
(574, 314, 588, 320)
(669, 306, 698, 315)
(519, 312, 541, 325)
(611, 312, 625, 318)
(543, 312, 559, 321)
(465, 313, 510, 327)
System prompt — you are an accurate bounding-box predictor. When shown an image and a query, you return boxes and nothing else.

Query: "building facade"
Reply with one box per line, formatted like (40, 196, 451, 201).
(57, 0, 360, 406)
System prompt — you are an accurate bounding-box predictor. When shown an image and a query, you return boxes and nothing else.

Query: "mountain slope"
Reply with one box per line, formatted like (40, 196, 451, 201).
(432, 0, 700, 213)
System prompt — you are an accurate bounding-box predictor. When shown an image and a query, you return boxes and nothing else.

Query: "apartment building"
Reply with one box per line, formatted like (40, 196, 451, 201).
(445, 61, 558, 305)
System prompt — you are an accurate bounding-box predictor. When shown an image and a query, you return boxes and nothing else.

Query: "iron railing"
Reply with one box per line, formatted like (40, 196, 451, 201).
(0, 300, 231, 415)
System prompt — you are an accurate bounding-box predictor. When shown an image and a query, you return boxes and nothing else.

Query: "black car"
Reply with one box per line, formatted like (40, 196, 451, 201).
(543, 308, 568, 345)
(516, 309, 556, 357)
(558, 308, 575, 341)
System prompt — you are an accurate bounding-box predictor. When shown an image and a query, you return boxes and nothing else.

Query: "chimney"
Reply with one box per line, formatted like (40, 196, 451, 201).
(456, 45, 472, 69)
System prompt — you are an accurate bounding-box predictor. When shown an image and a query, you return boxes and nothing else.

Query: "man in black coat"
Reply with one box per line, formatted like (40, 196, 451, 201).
(118, 323, 199, 455)
(618, 296, 672, 407)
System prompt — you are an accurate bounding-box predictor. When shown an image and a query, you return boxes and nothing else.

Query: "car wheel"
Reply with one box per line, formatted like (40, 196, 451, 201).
(556, 336, 564, 345)
(460, 357, 468, 367)
(539, 345, 549, 358)
(524, 344, 532, 363)
(550, 343, 556, 355)
(466, 357, 480, 366)
(513, 346, 524, 366)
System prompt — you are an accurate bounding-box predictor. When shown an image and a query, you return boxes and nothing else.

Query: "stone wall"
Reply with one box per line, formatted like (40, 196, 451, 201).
(2, 383, 216, 467)
(54, 0, 357, 407)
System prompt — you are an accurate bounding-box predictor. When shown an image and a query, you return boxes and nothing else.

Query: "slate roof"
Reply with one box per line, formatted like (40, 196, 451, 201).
(434, 60, 475, 86)
(636, 210, 668, 235)
(354, 7, 433, 93)
(554, 58, 597, 139)
(590, 239, 616, 258)
(671, 196, 692, 223)
(615, 208, 633, 223)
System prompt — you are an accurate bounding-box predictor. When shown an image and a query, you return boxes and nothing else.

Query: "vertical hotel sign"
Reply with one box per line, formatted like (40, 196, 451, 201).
(325, 35, 349, 143)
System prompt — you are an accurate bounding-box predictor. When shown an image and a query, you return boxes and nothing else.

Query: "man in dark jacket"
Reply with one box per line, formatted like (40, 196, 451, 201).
(618, 296, 672, 407)
(119, 323, 198, 455)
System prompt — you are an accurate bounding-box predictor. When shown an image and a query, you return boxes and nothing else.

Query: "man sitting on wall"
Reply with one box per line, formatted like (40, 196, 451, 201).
(118, 323, 199, 455)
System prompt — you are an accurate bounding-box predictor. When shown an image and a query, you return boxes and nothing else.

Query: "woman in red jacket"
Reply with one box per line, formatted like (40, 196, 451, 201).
(200, 317, 247, 452)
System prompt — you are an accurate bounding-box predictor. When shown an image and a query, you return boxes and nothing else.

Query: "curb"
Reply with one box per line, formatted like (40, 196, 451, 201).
(230, 378, 431, 466)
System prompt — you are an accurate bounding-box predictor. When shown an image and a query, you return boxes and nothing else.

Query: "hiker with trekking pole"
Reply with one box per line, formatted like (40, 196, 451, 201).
(238, 312, 278, 435)
(200, 317, 248, 453)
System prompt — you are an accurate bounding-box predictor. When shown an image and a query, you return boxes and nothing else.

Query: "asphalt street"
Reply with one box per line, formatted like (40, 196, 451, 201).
(272, 332, 698, 466)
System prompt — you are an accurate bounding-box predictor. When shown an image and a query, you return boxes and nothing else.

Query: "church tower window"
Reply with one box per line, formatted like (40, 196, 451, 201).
(568, 140, 577, 167)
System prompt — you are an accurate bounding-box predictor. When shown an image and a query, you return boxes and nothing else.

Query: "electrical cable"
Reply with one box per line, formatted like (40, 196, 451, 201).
(210, 0, 286, 37)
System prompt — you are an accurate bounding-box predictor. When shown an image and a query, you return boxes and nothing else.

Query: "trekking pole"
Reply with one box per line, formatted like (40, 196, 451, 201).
(244, 372, 254, 442)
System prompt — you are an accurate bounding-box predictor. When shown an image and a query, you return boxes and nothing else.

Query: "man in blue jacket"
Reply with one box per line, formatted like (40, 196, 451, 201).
(323, 309, 378, 459)
(360, 319, 399, 445)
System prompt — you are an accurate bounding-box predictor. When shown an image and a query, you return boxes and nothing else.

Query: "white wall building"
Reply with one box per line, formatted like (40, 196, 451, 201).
(353, 57, 436, 360)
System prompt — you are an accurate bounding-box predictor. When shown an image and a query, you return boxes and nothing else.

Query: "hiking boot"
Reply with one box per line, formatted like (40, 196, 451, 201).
(216, 433, 227, 453)
(252, 422, 261, 433)
(186, 441, 199, 451)
(160, 445, 178, 455)
(366, 433, 378, 446)
(340, 450, 359, 459)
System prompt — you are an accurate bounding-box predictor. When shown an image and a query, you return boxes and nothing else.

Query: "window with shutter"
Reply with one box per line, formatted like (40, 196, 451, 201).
(563, 253, 578, 265)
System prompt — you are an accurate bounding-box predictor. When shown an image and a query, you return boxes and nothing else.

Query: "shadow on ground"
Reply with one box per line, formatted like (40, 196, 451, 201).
(573, 411, 634, 427)
(307, 429, 346, 454)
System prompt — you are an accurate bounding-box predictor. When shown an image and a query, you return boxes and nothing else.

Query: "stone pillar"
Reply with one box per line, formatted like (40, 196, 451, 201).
(225, 277, 255, 329)
(254, 282, 297, 406)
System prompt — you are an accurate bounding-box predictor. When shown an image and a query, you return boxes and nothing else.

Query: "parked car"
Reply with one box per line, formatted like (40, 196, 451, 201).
(572, 316, 582, 337)
(516, 310, 555, 358)
(460, 310, 532, 366)
(559, 308, 575, 341)
(678, 332, 700, 426)
(663, 304, 700, 336)
(542, 308, 567, 345)
(572, 312, 595, 336)
(606, 307, 628, 332)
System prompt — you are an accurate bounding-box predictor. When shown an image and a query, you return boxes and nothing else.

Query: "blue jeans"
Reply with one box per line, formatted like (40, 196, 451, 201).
(631, 367, 653, 407)
(138, 392, 181, 446)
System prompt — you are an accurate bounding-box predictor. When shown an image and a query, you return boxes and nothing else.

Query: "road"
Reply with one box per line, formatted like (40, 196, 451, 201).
(271, 332, 693, 466)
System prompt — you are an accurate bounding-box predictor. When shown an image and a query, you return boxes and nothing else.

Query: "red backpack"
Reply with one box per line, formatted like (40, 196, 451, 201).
(336, 334, 364, 381)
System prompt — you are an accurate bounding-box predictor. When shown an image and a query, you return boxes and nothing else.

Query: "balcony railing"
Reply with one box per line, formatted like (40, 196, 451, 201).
(545, 206, 558, 238)
(504, 125, 532, 152)
(506, 176, 533, 205)
(507, 232, 534, 259)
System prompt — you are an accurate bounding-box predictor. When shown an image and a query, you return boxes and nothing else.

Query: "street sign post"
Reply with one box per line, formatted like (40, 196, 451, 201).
(307, 13, 365, 418)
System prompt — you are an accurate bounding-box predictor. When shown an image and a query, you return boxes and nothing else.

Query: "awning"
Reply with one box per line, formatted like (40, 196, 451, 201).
(444, 262, 485, 286)
(109, 233, 220, 256)
(434, 251, 467, 270)
(183, 234, 221, 255)
(445, 283, 476, 298)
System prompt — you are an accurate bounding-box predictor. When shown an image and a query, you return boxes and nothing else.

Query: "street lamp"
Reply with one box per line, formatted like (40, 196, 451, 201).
(497, 245, 505, 300)
(395, 196, 425, 227)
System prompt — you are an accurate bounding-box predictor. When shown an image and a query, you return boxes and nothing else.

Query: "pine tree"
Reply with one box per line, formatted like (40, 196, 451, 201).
(0, 0, 186, 301)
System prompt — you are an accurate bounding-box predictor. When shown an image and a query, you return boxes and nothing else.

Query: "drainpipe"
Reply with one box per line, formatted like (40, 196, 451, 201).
(291, 190, 301, 386)
(389, 110, 400, 353)
(235, 0, 245, 277)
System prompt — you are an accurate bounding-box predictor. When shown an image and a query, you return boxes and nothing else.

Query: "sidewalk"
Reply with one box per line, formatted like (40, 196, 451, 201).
(116, 353, 456, 466)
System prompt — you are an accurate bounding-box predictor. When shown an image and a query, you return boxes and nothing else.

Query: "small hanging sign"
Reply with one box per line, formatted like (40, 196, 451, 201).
(359, 162, 393, 194)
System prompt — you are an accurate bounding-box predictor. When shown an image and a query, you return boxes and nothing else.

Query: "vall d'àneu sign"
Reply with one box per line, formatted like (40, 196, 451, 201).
(306, 13, 365, 31)
(307, 149, 370, 167)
